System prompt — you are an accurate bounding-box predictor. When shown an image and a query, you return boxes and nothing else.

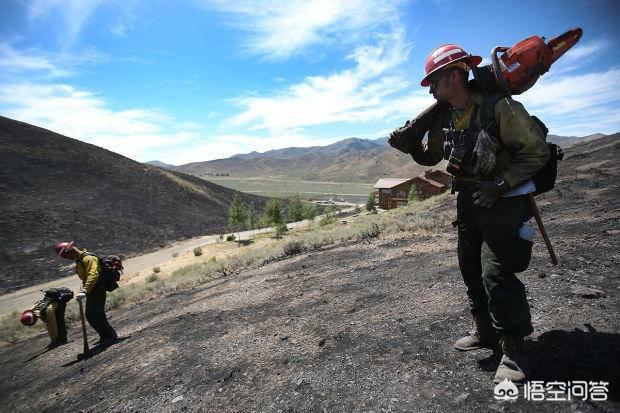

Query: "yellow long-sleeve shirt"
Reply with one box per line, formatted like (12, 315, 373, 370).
(410, 91, 550, 187)
(76, 251, 100, 293)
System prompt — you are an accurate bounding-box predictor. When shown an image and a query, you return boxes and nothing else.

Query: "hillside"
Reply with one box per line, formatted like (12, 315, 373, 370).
(0, 116, 268, 294)
(173, 133, 598, 183)
(0, 134, 617, 411)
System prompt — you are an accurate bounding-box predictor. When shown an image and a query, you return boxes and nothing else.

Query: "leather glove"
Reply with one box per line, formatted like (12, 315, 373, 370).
(472, 129, 500, 176)
(472, 177, 510, 208)
(76, 291, 86, 301)
(388, 121, 415, 154)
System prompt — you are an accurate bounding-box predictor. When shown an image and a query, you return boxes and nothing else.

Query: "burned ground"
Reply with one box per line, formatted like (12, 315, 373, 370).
(0, 136, 618, 412)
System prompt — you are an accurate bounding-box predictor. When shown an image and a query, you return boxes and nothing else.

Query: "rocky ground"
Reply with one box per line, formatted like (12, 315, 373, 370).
(0, 136, 618, 412)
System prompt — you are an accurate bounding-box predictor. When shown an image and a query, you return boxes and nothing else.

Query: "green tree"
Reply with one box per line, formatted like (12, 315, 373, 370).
(408, 184, 418, 203)
(366, 193, 376, 212)
(264, 198, 284, 227)
(246, 202, 257, 239)
(303, 202, 317, 221)
(288, 195, 304, 222)
(228, 192, 246, 244)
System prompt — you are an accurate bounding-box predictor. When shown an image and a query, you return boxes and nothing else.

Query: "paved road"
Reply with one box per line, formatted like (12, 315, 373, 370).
(0, 205, 362, 317)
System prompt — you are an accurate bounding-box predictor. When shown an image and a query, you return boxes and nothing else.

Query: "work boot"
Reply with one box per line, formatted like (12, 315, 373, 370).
(494, 335, 526, 384)
(454, 315, 496, 351)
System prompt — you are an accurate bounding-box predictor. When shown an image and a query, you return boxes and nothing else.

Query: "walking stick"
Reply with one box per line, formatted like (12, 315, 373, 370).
(77, 297, 90, 360)
(528, 193, 558, 265)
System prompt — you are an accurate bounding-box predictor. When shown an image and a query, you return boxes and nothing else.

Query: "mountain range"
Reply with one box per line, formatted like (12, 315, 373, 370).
(161, 133, 606, 183)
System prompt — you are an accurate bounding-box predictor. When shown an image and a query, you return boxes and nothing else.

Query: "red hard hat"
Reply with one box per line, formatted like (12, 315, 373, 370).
(20, 310, 37, 326)
(421, 44, 482, 86)
(55, 241, 74, 257)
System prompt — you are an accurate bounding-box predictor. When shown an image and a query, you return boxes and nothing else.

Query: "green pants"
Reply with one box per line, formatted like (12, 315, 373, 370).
(456, 191, 534, 337)
(86, 279, 117, 340)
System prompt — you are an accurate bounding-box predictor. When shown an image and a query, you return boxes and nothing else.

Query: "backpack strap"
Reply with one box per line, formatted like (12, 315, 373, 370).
(479, 92, 505, 137)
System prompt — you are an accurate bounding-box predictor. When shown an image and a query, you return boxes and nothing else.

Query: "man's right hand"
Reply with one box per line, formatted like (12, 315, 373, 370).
(76, 291, 86, 301)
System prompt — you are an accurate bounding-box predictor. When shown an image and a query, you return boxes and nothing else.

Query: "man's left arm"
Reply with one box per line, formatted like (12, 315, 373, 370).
(82, 256, 100, 294)
(495, 98, 550, 187)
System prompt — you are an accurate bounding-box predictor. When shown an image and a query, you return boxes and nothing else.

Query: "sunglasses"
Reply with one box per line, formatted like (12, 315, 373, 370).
(429, 70, 452, 89)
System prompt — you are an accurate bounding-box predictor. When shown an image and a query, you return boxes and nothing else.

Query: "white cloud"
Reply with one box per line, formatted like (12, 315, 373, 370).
(563, 39, 609, 62)
(0, 82, 201, 161)
(0, 43, 109, 79)
(29, 0, 106, 47)
(0, 43, 71, 77)
(198, 0, 404, 60)
(229, 25, 420, 132)
(520, 68, 620, 135)
(110, 0, 140, 37)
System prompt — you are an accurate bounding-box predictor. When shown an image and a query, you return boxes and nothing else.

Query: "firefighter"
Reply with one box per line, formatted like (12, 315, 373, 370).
(55, 241, 118, 346)
(391, 44, 549, 384)
(21, 288, 72, 349)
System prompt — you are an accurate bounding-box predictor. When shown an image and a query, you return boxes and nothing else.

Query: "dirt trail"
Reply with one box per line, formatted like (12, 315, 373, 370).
(0, 139, 618, 412)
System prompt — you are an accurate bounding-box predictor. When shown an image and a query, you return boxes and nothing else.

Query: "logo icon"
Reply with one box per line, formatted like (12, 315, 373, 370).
(494, 379, 519, 401)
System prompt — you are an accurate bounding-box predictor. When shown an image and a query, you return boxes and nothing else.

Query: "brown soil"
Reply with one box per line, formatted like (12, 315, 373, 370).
(0, 136, 618, 412)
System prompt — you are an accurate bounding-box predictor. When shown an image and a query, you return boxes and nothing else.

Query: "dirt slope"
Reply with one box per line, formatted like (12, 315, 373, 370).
(0, 135, 618, 412)
(0, 116, 267, 293)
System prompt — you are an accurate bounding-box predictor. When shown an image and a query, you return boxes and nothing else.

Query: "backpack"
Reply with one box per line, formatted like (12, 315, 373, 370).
(43, 287, 74, 303)
(480, 92, 564, 195)
(36, 287, 73, 321)
(81, 253, 123, 292)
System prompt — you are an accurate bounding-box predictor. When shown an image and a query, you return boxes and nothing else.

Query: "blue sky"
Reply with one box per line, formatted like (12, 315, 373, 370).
(1, 0, 619, 165)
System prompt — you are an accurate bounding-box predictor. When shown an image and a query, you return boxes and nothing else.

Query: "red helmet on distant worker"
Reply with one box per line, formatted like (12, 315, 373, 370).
(55, 241, 74, 257)
(20, 309, 37, 326)
(421, 44, 482, 86)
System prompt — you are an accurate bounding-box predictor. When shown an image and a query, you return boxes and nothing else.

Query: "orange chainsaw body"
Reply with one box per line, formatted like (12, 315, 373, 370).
(493, 28, 583, 95)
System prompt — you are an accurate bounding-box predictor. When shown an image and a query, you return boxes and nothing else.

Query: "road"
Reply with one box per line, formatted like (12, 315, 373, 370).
(0, 205, 362, 317)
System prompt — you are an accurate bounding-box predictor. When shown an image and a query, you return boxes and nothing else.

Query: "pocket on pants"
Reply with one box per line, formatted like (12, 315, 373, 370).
(511, 236, 533, 273)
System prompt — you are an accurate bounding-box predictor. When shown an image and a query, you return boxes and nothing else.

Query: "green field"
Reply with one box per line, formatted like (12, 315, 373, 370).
(204, 177, 375, 203)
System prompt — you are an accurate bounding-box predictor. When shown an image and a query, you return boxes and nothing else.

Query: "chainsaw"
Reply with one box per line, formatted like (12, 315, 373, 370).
(388, 27, 583, 145)
(473, 27, 583, 96)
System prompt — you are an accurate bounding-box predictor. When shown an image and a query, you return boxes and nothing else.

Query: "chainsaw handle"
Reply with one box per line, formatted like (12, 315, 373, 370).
(491, 46, 510, 96)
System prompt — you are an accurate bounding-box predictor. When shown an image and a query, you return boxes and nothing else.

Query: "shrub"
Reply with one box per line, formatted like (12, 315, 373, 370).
(226, 234, 236, 242)
(283, 240, 304, 256)
(319, 206, 337, 226)
(153, 266, 161, 273)
(307, 235, 334, 250)
(358, 223, 383, 244)
(193, 247, 203, 256)
(146, 273, 159, 283)
(107, 289, 128, 310)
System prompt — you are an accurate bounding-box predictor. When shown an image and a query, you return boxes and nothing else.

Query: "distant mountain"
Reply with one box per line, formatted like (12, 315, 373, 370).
(175, 132, 607, 183)
(145, 160, 176, 169)
(0, 116, 268, 293)
(174, 137, 424, 182)
(548, 133, 607, 149)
